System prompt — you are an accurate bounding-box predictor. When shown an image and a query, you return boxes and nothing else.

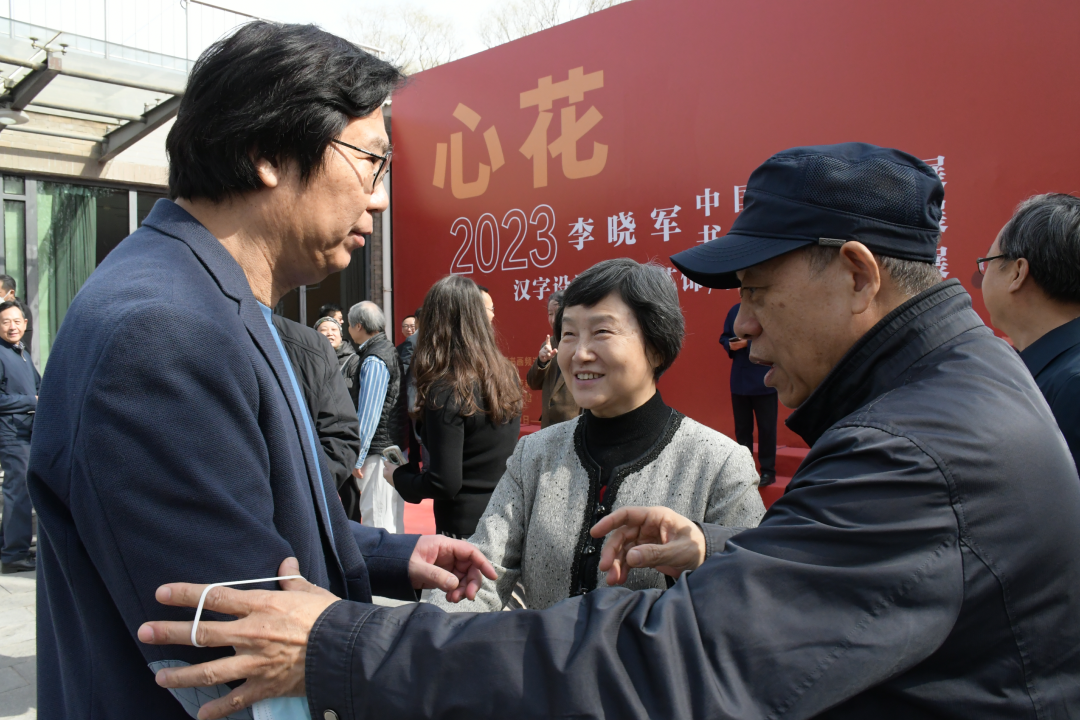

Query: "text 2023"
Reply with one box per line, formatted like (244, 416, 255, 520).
(450, 205, 557, 274)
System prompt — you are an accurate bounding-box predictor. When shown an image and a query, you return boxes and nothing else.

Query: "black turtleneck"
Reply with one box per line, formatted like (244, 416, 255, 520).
(582, 391, 672, 488)
(571, 390, 676, 595)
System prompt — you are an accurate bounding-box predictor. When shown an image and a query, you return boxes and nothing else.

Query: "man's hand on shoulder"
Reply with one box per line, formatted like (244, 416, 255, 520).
(409, 535, 497, 602)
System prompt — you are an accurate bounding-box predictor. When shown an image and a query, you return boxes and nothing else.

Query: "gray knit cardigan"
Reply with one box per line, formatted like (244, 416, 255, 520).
(426, 411, 765, 612)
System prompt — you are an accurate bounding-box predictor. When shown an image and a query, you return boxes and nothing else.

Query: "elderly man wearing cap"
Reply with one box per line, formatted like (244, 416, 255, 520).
(139, 143, 1080, 719)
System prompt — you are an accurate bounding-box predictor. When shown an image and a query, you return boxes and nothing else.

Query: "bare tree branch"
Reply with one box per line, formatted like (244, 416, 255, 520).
(345, 4, 463, 74)
(478, 0, 630, 49)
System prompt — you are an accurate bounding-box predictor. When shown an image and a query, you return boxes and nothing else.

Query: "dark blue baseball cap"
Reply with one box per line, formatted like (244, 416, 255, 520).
(670, 142, 944, 289)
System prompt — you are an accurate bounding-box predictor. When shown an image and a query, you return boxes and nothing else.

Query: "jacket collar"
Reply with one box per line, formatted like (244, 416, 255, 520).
(141, 199, 255, 304)
(787, 279, 985, 446)
(1019, 315, 1080, 379)
(141, 199, 343, 570)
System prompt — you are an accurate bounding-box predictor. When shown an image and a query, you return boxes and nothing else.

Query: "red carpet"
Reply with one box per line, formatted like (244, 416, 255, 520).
(403, 498, 437, 535)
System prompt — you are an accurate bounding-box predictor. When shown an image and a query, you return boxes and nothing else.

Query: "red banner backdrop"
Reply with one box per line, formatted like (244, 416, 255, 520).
(390, 0, 1080, 449)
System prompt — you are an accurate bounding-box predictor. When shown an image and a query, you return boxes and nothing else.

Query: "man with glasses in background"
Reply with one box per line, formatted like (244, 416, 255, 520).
(397, 313, 417, 374)
(979, 193, 1080, 469)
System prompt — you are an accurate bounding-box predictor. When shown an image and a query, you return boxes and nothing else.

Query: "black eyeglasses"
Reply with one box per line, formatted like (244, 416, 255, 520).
(975, 254, 1010, 275)
(330, 139, 391, 192)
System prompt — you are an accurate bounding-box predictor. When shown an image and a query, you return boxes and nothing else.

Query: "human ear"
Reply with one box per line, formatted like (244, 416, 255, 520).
(644, 341, 663, 371)
(1007, 258, 1030, 294)
(838, 241, 880, 314)
(253, 153, 281, 189)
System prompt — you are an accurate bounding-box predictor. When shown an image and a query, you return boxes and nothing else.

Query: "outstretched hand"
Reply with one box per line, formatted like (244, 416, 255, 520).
(590, 506, 706, 586)
(409, 534, 497, 602)
(138, 557, 338, 720)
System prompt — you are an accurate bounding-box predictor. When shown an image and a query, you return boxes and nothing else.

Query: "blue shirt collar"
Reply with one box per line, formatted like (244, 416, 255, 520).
(1020, 315, 1080, 378)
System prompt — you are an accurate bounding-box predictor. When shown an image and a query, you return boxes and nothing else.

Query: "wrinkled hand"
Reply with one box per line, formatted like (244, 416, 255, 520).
(137, 557, 338, 720)
(352, 466, 363, 480)
(409, 534, 497, 602)
(591, 506, 706, 586)
(382, 460, 399, 487)
(538, 335, 557, 364)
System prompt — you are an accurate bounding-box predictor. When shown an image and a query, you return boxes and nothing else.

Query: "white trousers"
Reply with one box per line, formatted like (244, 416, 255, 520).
(356, 452, 405, 534)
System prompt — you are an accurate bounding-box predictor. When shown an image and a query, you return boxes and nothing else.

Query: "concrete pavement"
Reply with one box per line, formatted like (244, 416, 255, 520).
(0, 569, 36, 719)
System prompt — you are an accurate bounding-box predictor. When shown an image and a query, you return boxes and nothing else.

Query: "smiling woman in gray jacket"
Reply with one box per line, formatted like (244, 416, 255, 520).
(427, 259, 765, 611)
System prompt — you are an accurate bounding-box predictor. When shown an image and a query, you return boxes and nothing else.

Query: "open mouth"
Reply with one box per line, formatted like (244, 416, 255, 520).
(575, 372, 604, 381)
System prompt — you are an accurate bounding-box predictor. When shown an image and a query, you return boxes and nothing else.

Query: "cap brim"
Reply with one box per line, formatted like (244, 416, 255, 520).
(670, 233, 814, 289)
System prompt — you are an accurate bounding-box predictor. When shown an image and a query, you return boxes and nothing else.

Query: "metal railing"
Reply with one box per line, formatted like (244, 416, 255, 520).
(0, 0, 261, 71)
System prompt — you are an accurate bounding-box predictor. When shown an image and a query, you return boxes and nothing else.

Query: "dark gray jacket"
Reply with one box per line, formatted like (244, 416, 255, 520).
(271, 315, 359, 504)
(305, 280, 1080, 719)
(351, 331, 407, 456)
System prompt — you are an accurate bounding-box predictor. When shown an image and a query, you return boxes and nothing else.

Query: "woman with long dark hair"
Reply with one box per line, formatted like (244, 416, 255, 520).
(384, 275, 524, 537)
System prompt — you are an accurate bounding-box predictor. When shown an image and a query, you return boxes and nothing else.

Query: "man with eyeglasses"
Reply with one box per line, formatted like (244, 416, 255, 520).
(0, 300, 38, 575)
(979, 193, 1080, 470)
(27, 22, 494, 720)
(397, 314, 417, 374)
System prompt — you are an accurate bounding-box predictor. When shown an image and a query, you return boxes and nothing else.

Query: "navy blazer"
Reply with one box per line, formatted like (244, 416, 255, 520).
(28, 200, 417, 720)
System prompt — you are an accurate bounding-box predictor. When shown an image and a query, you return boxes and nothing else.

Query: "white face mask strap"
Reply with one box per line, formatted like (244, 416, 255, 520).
(190, 575, 303, 648)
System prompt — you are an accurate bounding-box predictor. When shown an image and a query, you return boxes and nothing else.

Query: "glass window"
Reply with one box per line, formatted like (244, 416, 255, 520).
(3, 176, 25, 196)
(3, 200, 26, 294)
(36, 182, 128, 368)
(137, 191, 167, 226)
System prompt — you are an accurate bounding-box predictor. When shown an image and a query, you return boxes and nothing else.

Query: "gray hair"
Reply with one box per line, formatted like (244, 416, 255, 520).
(997, 193, 1080, 304)
(347, 301, 385, 334)
(803, 245, 942, 298)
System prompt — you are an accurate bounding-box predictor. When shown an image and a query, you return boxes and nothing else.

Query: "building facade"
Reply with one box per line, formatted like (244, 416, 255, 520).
(0, 1, 389, 368)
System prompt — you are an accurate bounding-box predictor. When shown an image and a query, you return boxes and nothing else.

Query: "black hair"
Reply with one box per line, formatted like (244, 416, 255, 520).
(998, 193, 1080, 304)
(556, 258, 684, 379)
(0, 300, 24, 318)
(167, 21, 406, 201)
(476, 286, 491, 294)
(317, 302, 344, 319)
(0, 275, 15, 294)
(549, 290, 565, 306)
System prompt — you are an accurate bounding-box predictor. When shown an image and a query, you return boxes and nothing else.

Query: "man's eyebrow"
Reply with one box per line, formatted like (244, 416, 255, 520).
(368, 137, 391, 155)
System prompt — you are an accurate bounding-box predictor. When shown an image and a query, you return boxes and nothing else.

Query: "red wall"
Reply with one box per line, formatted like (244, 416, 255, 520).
(390, 0, 1080, 448)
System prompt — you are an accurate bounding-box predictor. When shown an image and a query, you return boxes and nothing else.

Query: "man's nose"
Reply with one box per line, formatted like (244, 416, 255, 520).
(734, 305, 762, 339)
(368, 180, 389, 214)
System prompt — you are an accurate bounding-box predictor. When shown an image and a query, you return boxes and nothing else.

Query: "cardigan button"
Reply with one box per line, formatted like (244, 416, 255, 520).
(324, 711, 340, 720)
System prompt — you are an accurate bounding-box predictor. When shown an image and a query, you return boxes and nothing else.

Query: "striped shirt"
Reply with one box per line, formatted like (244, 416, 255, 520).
(354, 343, 391, 467)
